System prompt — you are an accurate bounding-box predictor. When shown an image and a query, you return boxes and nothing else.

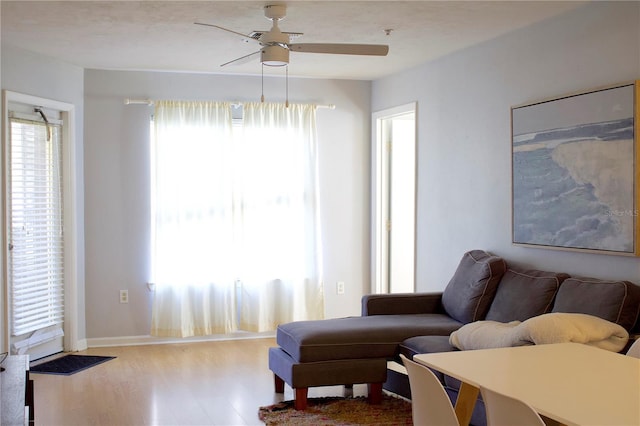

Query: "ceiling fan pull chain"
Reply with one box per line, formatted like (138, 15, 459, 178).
(285, 65, 289, 108)
(261, 63, 265, 103)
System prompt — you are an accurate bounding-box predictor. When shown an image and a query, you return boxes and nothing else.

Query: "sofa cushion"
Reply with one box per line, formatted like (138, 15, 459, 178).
(399, 335, 458, 359)
(399, 336, 456, 384)
(441, 250, 507, 324)
(485, 268, 568, 322)
(276, 314, 464, 362)
(552, 277, 640, 331)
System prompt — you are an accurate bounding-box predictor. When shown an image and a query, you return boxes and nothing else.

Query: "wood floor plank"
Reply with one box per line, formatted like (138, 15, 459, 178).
(32, 339, 278, 425)
(32, 338, 372, 425)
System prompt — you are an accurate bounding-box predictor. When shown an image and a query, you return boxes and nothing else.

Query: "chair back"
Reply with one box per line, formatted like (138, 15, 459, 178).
(626, 339, 640, 358)
(481, 386, 545, 426)
(400, 354, 459, 426)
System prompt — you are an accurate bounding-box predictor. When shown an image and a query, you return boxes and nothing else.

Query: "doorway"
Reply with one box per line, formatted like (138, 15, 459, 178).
(372, 103, 417, 294)
(2, 91, 79, 359)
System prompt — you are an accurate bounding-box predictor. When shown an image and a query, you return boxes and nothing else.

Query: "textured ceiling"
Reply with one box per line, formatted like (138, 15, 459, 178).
(1, 1, 586, 80)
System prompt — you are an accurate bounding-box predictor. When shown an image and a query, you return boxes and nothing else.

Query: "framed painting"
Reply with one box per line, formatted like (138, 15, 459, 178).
(512, 81, 640, 255)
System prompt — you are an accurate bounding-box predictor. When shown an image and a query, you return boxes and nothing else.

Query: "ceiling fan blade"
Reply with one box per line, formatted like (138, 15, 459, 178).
(289, 43, 389, 56)
(194, 22, 255, 43)
(220, 50, 261, 67)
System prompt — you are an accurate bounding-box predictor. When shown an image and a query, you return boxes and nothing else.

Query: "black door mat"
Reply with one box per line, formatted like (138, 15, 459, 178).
(30, 354, 115, 375)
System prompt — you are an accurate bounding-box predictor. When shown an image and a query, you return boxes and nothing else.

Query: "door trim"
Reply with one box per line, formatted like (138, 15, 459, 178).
(371, 102, 417, 294)
(2, 90, 79, 353)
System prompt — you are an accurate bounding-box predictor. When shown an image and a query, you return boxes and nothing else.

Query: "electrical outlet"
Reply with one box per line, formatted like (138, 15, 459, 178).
(336, 281, 345, 295)
(119, 289, 129, 304)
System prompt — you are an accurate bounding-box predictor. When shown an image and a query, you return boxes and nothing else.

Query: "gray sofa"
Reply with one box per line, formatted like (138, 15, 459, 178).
(268, 250, 640, 421)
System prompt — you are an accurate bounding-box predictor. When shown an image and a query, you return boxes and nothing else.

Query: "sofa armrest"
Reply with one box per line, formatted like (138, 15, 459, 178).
(362, 292, 444, 316)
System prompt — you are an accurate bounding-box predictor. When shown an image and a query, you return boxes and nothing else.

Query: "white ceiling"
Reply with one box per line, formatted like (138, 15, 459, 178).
(1, 1, 586, 80)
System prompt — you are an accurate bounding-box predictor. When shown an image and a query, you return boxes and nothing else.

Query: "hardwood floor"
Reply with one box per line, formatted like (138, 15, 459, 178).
(31, 338, 370, 425)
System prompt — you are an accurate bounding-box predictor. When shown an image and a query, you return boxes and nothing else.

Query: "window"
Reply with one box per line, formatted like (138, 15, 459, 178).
(9, 115, 64, 337)
(150, 101, 324, 337)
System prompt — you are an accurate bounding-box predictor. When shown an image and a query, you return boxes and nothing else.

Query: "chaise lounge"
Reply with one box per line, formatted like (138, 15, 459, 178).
(268, 250, 640, 416)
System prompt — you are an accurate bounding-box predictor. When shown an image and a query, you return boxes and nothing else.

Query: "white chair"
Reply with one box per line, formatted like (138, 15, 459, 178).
(400, 354, 459, 426)
(626, 339, 640, 358)
(481, 386, 545, 426)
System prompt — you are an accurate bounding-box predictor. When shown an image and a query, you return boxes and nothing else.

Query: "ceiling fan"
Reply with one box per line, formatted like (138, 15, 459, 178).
(195, 4, 389, 67)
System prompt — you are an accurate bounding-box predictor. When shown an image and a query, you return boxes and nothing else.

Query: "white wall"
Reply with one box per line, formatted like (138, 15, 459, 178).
(5, 0, 638, 344)
(0, 45, 86, 346)
(372, 1, 640, 292)
(83, 70, 371, 339)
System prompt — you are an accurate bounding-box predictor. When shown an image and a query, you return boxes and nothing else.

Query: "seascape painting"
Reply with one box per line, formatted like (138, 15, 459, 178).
(512, 83, 637, 254)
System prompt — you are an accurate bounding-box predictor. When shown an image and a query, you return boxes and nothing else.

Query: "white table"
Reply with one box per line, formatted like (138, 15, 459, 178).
(414, 343, 640, 426)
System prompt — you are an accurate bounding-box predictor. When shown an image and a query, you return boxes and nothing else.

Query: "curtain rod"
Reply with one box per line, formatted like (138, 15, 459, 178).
(124, 98, 336, 109)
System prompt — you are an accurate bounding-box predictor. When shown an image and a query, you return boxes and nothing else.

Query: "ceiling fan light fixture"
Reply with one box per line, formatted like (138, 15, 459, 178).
(261, 45, 289, 66)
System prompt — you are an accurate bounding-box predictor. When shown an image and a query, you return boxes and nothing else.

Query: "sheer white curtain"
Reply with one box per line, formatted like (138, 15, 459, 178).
(238, 103, 324, 331)
(151, 101, 237, 337)
(150, 100, 324, 337)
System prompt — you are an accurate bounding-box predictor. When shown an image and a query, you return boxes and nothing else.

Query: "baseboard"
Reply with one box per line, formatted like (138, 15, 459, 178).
(76, 339, 88, 351)
(85, 331, 275, 348)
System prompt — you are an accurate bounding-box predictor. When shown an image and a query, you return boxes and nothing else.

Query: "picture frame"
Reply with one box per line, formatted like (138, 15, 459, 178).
(511, 81, 640, 256)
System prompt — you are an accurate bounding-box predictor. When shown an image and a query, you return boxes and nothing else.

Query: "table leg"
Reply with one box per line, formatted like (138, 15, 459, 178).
(455, 382, 479, 426)
(541, 414, 566, 426)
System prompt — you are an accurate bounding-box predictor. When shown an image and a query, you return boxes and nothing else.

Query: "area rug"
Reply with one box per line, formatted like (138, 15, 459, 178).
(30, 354, 115, 375)
(259, 395, 413, 425)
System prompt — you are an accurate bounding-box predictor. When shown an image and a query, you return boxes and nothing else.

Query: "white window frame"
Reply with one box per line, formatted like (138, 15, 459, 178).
(1, 90, 79, 354)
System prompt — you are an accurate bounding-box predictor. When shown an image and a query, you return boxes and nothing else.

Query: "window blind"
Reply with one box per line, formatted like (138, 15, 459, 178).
(9, 117, 65, 337)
